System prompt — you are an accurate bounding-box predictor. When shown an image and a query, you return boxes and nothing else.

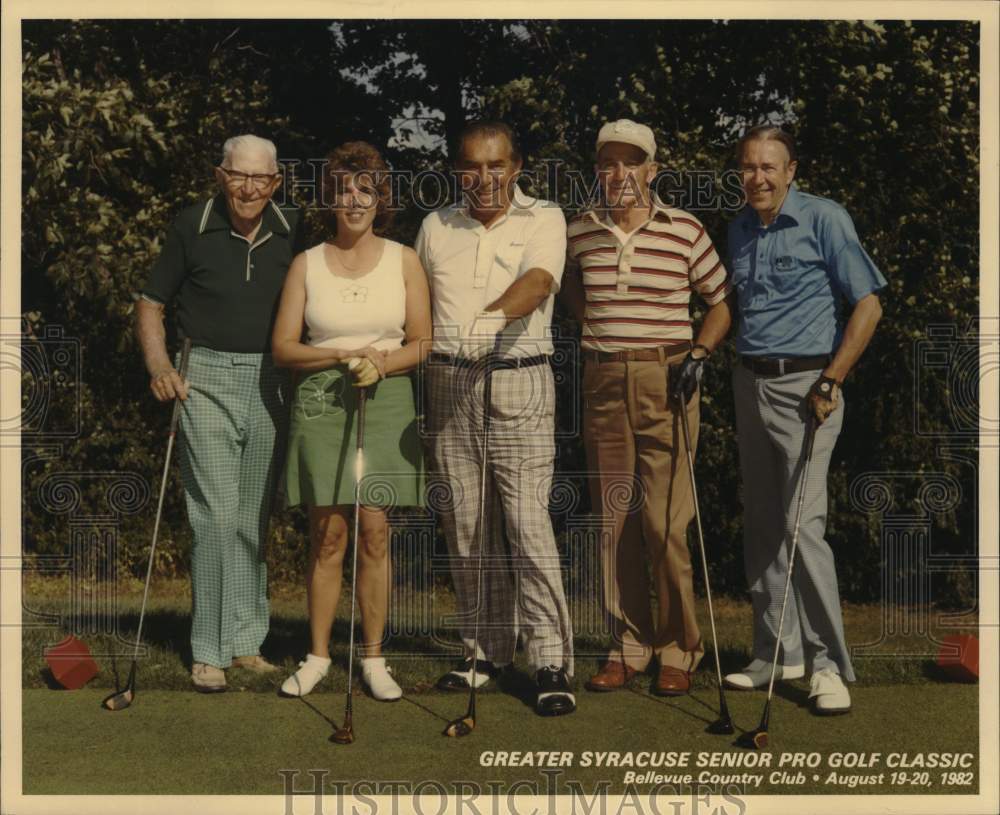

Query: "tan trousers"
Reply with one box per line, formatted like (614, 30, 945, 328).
(582, 356, 704, 673)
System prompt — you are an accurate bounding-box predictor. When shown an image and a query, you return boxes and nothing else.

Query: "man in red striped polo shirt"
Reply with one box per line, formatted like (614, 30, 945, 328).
(562, 119, 734, 696)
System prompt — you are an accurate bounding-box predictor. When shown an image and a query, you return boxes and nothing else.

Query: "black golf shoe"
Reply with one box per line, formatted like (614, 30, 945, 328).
(436, 658, 497, 691)
(535, 666, 576, 716)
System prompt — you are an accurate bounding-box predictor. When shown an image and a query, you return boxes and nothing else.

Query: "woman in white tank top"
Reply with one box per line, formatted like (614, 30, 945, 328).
(272, 142, 431, 701)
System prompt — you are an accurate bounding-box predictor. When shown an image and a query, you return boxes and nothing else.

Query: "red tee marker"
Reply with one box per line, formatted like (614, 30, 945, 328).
(44, 636, 99, 690)
(936, 634, 978, 682)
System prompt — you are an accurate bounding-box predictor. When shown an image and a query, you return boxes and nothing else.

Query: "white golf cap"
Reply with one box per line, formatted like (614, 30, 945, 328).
(596, 119, 657, 161)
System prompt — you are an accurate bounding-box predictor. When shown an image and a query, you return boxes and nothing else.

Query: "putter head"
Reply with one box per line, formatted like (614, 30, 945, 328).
(443, 716, 475, 738)
(101, 688, 134, 711)
(706, 717, 735, 735)
(330, 727, 355, 745)
(735, 729, 769, 750)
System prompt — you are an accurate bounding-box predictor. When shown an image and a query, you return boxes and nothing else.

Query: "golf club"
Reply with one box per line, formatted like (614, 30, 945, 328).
(331, 385, 368, 745)
(443, 343, 500, 738)
(103, 337, 192, 711)
(677, 395, 734, 735)
(736, 417, 818, 750)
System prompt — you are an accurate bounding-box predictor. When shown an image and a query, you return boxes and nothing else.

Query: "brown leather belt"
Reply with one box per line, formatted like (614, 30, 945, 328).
(741, 354, 831, 376)
(583, 341, 692, 363)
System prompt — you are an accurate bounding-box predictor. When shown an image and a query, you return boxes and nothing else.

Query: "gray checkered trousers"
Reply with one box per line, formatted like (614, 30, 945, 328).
(426, 358, 575, 676)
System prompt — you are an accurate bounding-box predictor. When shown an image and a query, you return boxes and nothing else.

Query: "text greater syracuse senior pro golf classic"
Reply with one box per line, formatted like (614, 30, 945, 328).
(477, 750, 976, 768)
(476, 750, 976, 787)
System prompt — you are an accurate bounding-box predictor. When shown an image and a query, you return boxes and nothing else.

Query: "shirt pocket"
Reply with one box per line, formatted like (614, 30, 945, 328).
(729, 240, 754, 291)
(493, 240, 526, 279)
(768, 253, 809, 297)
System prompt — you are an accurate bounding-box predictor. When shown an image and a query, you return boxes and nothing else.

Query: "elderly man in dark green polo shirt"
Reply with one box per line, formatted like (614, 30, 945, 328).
(137, 134, 300, 693)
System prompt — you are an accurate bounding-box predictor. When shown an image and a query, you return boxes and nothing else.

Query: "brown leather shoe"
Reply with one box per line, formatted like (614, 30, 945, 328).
(585, 661, 638, 692)
(231, 655, 279, 674)
(655, 666, 692, 696)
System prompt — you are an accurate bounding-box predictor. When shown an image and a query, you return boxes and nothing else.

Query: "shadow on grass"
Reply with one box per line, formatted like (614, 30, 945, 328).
(39, 667, 71, 691)
(88, 610, 456, 672)
(714, 644, 753, 674)
(97, 610, 194, 664)
(400, 696, 453, 725)
(265, 616, 467, 670)
(623, 684, 731, 732)
(921, 660, 977, 684)
(497, 666, 538, 711)
(771, 682, 812, 708)
(273, 679, 457, 737)
(283, 693, 339, 729)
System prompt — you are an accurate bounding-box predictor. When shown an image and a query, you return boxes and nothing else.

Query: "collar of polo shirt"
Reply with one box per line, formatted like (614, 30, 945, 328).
(197, 193, 292, 237)
(446, 183, 538, 224)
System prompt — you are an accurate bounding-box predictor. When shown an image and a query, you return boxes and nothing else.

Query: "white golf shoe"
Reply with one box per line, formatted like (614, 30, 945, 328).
(361, 657, 402, 701)
(361, 657, 403, 702)
(280, 654, 331, 697)
(436, 658, 499, 691)
(809, 668, 851, 715)
(723, 658, 805, 690)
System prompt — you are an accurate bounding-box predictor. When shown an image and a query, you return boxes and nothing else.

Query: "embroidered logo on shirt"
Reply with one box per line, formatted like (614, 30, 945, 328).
(340, 284, 368, 303)
(775, 255, 796, 272)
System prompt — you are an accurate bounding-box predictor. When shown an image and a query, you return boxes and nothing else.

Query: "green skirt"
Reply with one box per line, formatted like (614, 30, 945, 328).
(284, 366, 425, 508)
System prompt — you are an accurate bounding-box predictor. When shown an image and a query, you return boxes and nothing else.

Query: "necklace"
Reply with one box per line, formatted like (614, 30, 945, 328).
(329, 243, 362, 272)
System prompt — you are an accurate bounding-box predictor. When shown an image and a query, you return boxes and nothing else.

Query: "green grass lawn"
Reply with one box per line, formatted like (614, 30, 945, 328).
(18, 576, 982, 797)
(22, 685, 979, 796)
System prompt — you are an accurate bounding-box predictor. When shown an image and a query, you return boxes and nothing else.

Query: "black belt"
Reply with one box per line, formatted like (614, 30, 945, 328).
(428, 352, 549, 370)
(741, 354, 831, 376)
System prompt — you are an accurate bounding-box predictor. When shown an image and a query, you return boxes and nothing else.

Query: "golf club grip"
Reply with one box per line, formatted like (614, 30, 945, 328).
(356, 387, 368, 445)
(804, 413, 818, 460)
(481, 366, 494, 433)
(480, 335, 502, 433)
(168, 338, 193, 432)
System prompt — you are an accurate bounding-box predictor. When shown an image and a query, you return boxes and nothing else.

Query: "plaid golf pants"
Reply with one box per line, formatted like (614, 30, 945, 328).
(426, 359, 574, 676)
(177, 347, 289, 668)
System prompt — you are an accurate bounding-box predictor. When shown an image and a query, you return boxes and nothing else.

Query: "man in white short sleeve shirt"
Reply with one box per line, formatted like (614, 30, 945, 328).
(416, 120, 576, 716)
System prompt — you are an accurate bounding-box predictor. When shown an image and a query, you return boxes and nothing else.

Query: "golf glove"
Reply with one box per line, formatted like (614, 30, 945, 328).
(807, 374, 841, 424)
(348, 357, 381, 388)
(459, 309, 506, 360)
(669, 349, 707, 405)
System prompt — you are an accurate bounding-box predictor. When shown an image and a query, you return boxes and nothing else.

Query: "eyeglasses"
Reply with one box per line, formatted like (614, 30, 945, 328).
(218, 166, 279, 190)
(597, 160, 647, 172)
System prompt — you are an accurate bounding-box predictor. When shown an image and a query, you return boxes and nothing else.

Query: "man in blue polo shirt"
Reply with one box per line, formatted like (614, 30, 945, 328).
(137, 134, 299, 693)
(723, 125, 885, 715)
